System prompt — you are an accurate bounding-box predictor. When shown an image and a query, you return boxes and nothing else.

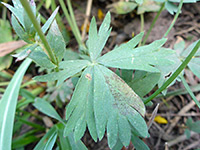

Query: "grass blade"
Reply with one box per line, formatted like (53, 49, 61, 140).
(0, 58, 32, 150)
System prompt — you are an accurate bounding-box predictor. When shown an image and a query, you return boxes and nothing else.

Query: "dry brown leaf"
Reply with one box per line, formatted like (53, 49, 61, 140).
(0, 40, 27, 57)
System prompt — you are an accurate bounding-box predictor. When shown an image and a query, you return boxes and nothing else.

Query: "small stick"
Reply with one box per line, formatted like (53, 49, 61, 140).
(166, 94, 200, 134)
(81, 0, 93, 41)
(167, 131, 198, 147)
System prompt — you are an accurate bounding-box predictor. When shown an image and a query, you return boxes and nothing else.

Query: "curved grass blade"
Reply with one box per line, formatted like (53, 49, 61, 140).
(34, 126, 58, 150)
(0, 58, 32, 150)
(33, 97, 65, 124)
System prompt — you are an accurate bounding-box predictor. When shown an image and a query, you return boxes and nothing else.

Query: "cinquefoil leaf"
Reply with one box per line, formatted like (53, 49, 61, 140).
(64, 66, 98, 142)
(34, 60, 90, 85)
(88, 12, 112, 60)
(98, 37, 174, 72)
(94, 65, 147, 148)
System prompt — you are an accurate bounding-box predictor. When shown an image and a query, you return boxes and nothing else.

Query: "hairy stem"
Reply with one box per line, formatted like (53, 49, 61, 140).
(19, 0, 58, 66)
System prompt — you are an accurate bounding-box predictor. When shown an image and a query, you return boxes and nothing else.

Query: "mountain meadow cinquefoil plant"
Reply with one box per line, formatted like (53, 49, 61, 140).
(0, 0, 200, 149)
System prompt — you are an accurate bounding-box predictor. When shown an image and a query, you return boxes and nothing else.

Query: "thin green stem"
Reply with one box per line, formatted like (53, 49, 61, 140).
(144, 40, 200, 104)
(20, 80, 37, 88)
(2, 6, 7, 21)
(0, 82, 10, 86)
(59, 0, 84, 47)
(0, 88, 5, 92)
(180, 75, 200, 109)
(36, 0, 45, 12)
(66, 0, 82, 42)
(142, 3, 165, 45)
(155, 84, 200, 98)
(163, 0, 183, 38)
(139, 13, 144, 46)
(19, 0, 58, 66)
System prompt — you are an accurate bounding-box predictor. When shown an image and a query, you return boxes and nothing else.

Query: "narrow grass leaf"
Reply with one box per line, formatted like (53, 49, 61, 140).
(64, 67, 95, 141)
(131, 134, 150, 150)
(33, 97, 64, 123)
(0, 58, 32, 150)
(34, 126, 58, 150)
(42, 7, 59, 33)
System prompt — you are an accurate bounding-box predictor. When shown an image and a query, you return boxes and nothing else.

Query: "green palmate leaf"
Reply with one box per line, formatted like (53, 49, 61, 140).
(46, 20, 65, 63)
(156, 49, 182, 94)
(182, 40, 200, 79)
(96, 65, 147, 137)
(98, 37, 174, 72)
(169, 0, 199, 2)
(34, 126, 58, 150)
(108, 2, 137, 15)
(186, 117, 200, 133)
(57, 124, 87, 150)
(88, 12, 112, 60)
(0, 19, 12, 43)
(63, 64, 147, 148)
(28, 46, 56, 69)
(188, 58, 200, 79)
(64, 66, 97, 142)
(129, 71, 160, 97)
(137, 0, 161, 14)
(154, 0, 199, 15)
(131, 134, 150, 150)
(34, 60, 90, 85)
(63, 49, 80, 61)
(0, 58, 32, 150)
(33, 98, 64, 124)
(67, 132, 88, 150)
(0, 55, 13, 71)
(135, 0, 144, 5)
(42, 7, 59, 33)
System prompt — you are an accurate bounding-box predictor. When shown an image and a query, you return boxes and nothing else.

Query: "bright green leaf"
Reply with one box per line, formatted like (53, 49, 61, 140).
(129, 70, 160, 97)
(108, 2, 137, 15)
(0, 58, 32, 150)
(34, 60, 90, 85)
(42, 7, 59, 33)
(64, 67, 97, 142)
(33, 97, 64, 123)
(28, 46, 57, 69)
(88, 12, 111, 60)
(131, 134, 150, 150)
(0, 19, 12, 43)
(34, 126, 58, 150)
(46, 20, 65, 63)
(98, 38, 174, 72)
